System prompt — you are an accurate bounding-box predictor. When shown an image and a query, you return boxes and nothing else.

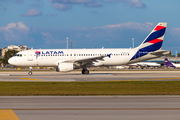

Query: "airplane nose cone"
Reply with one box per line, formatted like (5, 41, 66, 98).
(8, 58, 13, 64)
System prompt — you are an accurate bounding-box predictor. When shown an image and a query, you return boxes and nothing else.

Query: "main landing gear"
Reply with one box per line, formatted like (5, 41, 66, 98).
(28, 67, 32, 75)
(82, 68, 89, 74)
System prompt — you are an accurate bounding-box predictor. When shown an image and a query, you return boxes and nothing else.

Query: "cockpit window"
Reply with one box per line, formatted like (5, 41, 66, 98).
(15, 54, 22, 57)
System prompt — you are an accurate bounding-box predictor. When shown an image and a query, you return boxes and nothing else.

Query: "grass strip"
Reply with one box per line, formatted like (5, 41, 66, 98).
(0, 81, 180, 96)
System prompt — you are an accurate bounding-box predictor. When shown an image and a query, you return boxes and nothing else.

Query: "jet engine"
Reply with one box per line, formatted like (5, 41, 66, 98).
(56, 63, 74, 72)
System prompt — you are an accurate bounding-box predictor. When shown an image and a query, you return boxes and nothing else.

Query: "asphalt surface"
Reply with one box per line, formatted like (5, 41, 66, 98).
(0, 96, 180, 120)
(0, 70, 180, 81)
(1, 71, 180, 120)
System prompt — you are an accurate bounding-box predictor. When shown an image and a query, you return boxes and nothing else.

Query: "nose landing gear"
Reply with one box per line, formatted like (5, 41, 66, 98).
(28, 67, 32, 75)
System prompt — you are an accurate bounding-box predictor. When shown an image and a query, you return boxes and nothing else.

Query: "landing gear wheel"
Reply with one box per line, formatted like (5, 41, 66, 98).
(82, 69, 89, 74)
(84, 70, 89, 74)
(82, 70, 84, 74)
(28, 71, 32, 75)
(28, 67, 33, 75)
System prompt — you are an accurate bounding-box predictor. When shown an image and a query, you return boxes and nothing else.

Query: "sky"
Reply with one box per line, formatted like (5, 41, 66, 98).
(0, 0, 180, 55)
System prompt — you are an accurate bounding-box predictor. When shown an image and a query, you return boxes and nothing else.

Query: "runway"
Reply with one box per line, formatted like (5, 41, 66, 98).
(0, 96, 180, 120)
(0, 70, 180, 82)
(1, 71, 180, 119)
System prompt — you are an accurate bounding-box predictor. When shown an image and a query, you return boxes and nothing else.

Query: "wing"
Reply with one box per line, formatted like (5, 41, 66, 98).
(64, 54, 112, 67)
(65, 55, 106, 67)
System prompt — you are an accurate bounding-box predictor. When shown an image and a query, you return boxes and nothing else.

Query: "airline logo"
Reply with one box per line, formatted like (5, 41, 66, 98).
(107, 53, 112, 58)
(35, 50, 64, 59)
(41, 51, 64, 54)
(35, 51, 40, 59)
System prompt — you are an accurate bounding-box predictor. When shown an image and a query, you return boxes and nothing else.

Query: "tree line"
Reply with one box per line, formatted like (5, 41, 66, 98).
(0, 50, 18, 66)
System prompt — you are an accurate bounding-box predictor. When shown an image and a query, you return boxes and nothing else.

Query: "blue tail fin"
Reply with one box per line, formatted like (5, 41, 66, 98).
(130, 22, 167, 61)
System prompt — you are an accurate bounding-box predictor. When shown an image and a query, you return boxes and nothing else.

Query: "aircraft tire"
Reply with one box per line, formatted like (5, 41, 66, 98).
(28, 71, 32, 75)
(84, 70, 89, 74)
(82, 70, 85, 74)
(82, 70, 89, 74)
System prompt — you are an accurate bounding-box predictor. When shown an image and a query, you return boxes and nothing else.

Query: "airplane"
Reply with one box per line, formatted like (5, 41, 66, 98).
(8, 22, 170, 75)
(164, 57, 180, 68)
(129, 62, 161, 69)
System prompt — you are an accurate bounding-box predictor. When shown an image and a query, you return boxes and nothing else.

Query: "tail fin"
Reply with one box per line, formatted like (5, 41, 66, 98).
(138, 22, 167, 51)
(130, 22, 167, 61)
(164, 58, 175, 68)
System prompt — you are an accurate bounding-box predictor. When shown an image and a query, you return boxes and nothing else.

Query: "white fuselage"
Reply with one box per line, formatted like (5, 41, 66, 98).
(172, 63, 180, 68)
(9, 48, 138, 67)
(129, 62, 161, 67)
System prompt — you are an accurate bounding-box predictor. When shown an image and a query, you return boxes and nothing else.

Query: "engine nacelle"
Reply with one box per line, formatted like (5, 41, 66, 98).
(56, 63, 74, 72)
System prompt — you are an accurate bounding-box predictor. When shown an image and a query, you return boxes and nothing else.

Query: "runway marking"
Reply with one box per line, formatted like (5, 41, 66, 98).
(0, 109, 19, 120)
(11, 108, 180, 110)
(109, 77, 180, 82)
(19, 78, 42, 81)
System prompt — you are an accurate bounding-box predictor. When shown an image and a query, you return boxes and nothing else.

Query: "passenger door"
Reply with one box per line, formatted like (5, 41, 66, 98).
(27, 51, 33, 61)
